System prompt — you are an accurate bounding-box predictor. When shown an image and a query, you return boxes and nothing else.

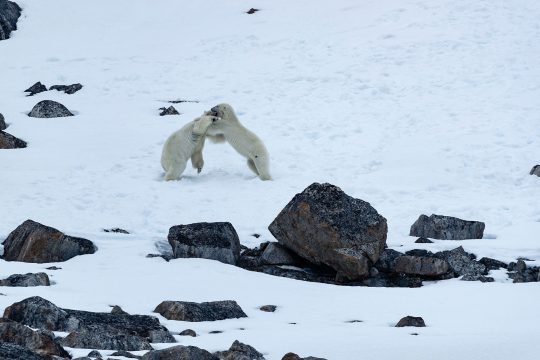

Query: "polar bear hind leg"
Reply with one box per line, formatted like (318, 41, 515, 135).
(252, 155, 272, 181)
(164, 158, 187, 181)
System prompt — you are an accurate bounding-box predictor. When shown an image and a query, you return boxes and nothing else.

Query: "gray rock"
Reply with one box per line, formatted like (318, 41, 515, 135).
(461, 274, 494, 282)
(0, 272, 50, 286)
(0, 130, 27, 149)
(179, 329, 197, 337)
(214, 340, 265, 360)
(103, 228, 130, 234)
(168, 222, 241, 265)
(530, 165, 540, 176)
(60, 325, 153, 351)
(508, 260, 539, 283)
(159, 106, 180, 116)
(154, 300, 247, 322)
(110, 350, 142, 359)
(478, 257, 507, 271)
(259, 305, 277, 312)
(50, 83, 83, 95)
(434, 246, 486, 277)
(28, 100, 74, 118)
(268, 182, 388, 281)
(0, 342, 49, 360)
(373, 249, 403, 273)
(24, 82, 48, 96)
(395, 316, 426, 327)
(281, 353, 327, 360)
(0, 318, 70, 358)
(414, 237, 433, 243)
(0, 0, 22, 41)
(2, 219, 96, 263)
(142, 345, 218, 360)
(246, 8, 260, 15)
(110, 305, 129, 315)
(394, 256, 450, 276)
(87, 350, 103, 358)
(260, 242, 298, 265)
(409, 214, 485, 240)
(0, 113, 6, 130)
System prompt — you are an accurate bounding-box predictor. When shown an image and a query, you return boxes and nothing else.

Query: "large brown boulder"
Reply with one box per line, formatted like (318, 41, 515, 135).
(2, 219, 96, 263)
(268, 183, 387, 281)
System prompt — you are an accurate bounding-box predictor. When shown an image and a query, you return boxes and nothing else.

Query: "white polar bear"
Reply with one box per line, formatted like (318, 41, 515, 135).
(205, 103, 272, 181)
(161, 114, 220, 181)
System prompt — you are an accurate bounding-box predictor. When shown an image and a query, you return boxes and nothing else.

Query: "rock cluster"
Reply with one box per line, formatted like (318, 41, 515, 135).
(25, 81, 83, 96)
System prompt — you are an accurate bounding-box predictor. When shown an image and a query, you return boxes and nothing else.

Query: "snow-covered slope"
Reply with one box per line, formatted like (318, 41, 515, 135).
(1, 0, 539, 358)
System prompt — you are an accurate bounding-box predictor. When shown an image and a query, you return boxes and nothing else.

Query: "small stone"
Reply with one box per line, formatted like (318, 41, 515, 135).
(214, 340, 265, 360)
(146, 254, 172, 262)
(395, 316, 426, 327)
(251, 233, 261, 238)
(141, 345, 217, 360)
(259, 305, 277, 312)
(345, 319, 363, 323)
(0, 272, 50, 287)
(179, 329, 197, 337)
(103, 228, 130, 234)
(0, 131, 27, 149)
(159, 106, 180, 116)
(209, 330, 223, 334)
(530, 165, 540, 177)
(28, 100, 74, 118)
(414, 237, 433, 243)
(24, 82, 48, 96)
(49, 83, 83, 94)
(46, 266, 62, 270)
(87, 350, 102, 358)
(246, 8, 259, 14)
(110, 305, 128, 315)
(109, 350, 142, 359)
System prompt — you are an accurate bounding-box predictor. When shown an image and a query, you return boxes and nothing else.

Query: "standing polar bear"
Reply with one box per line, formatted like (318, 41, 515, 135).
(205, 103, 272, 181)
(161, 114, 221, 181)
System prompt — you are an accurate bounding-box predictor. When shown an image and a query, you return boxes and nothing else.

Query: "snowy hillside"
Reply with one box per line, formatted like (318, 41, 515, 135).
(1, 0, 539, 359)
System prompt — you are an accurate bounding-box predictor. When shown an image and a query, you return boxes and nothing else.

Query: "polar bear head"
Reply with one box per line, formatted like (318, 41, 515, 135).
(204, 103, 240, 139)
(192, 114, 221, 136)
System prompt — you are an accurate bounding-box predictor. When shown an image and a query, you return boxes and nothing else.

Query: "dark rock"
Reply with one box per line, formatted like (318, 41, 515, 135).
(110, 305, 128, 315)
(0, 272, 50, 286)
(168, 222, 241, 265)
(409, 214, 485, 240)
(395, 316, 426, 327)
(0, 113, 6, 130)
(254, 264, 337, 284)
(50, 83, 83, 95)
(268, 182, 388, 281)
(154, 300, 247, 322)
(0, 342, 49, 360)
(508, 260, 539, 283)
(60, 325, 153, 351)
(259, 305, 277, 312)
(530, 165, 540, 176)
(146, 253, 172, 262)
(141, 345, 218, 360)
(3, 296, 176, 344)
(46, 266, 62, 270)
(24, 82, 48, 96)
(281, 354, 327, 360)
(214, 340, 265, 360)
(0, 130, 27, 149)
(110, 350, 142, 359)
(394, 256, 450, 276)
(179, 329, 197, 337)
(260, 242, 299, 265)
(478, 257, 507, 271)
(434, 246, 486, 277)
(0, 0, 22, 41)
(251, 233, 261, 238)
(0, 318, 70, 358)
(246, 8, 259, 14)
(373, 249, 403, 273)
(88, 350, 102, 358)
(414, 237, 433, 243)
(404, 249, 433, 257)
(209, 330, 223, 334)
(159, 106, 180, 116)
(461, 274, 494, 282)
(2, 219, 96, 263)
(168, 99, 199, 104)
(362, 272, 423, 288)
(28, 100, 74, 118)
(103, 228, 130, 234)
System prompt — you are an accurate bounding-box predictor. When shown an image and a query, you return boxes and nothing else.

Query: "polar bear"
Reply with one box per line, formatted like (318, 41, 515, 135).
(205, 103, 272, 181)
(161, 114, 220, 181)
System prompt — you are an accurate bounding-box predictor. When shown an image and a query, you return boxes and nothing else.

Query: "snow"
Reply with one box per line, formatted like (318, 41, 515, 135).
(1, 0, 540, 358)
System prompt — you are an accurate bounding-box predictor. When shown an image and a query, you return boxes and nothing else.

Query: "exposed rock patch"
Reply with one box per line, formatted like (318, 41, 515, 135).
(141, 345, 218, 360)
(395, 316, 426, 327)
(0, 272, 50, 286)
(409, 214, 485, 240)
(154, 300, 247, 322)
(0, 342, 50, 360)
(24, 82, 48, 96)
(28, 100, 74, 118)
(0, 0, 22, 41)
(214, 340, 265, 360)
(179, 329, 197, 337)
(50, 83, 83, 94)
(530, 165, 540, 176)
(159, 106, 180, 116)
(0, 131, 27, 149)
(259, 305, 277, 312)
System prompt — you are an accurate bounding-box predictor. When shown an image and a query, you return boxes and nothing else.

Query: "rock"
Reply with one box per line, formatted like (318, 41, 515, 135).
(146, 253, 173, 262)
(50, 83, 83, 94)
(434, 246, 486, 277)
(246, 8, 260, 15)
(409, 214, 485, 240)
(2, 219, 96, 263)
(141, 345, 218, 360)
(268, 183, 388, 281)
(0, 272, 50, 286)
(478, 257, 508, 271)
(0, 342, 49, 360)
(154, 300, 247, 322)
(508, 260, 539, 283)
(103, 228, 130, 234)
(60, 325, 153, 351)
(0, 113, 6, 130)
(0, 131, 27, 149)
(3, 296, 176, 344)
(110, 350, 142, 359)
(259, 305, 277, 312)
(414, 237, 433, 243)
(110, 305, 128, 315)
(281, 354, 327, 360)
(28, 100, 74, 118)
(0, 318, 70, 358)
(24, 82, 48, 96)
(395, 316, 426, 327)
(530, 165, 540, 176)
(179, 329, 197, 337)
(0, 0, 22, 41)
(159, 106, 180, 116)
(260, 242, 299, 265)
(394, 256, 450, 276)
(87, 350, 102, 358)
(214, 340, 265, 360)
(373, 249, 403, 273)
(168, 222, 241, 265)
(461, 274, 494, 282)
(46, 266, 62, 270)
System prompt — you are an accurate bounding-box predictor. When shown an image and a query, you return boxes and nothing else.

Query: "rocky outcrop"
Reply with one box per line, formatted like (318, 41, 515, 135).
(60, 325, 153, 351)
(141, 345, 218, 360)
(28, 100, 74, 118)
(409, 214, 485, 240)
(24, 82, 48, 96)
(0, 342, 50, 360)
(154, 300, 247, 322)
(168, 222, 241, 265)
(0, 0, 22, 41)
(214, 340, 265, 360)
(0, 272, 50, 286)
(0, 131, 27, 149)
(2, 219, 96, 263)
(268, 183, 387, 281)
(530, 165, 540, 177)
(508, 260, 539, 283)
(395, 316, 426, 327)
(50, 83, 83, 94)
